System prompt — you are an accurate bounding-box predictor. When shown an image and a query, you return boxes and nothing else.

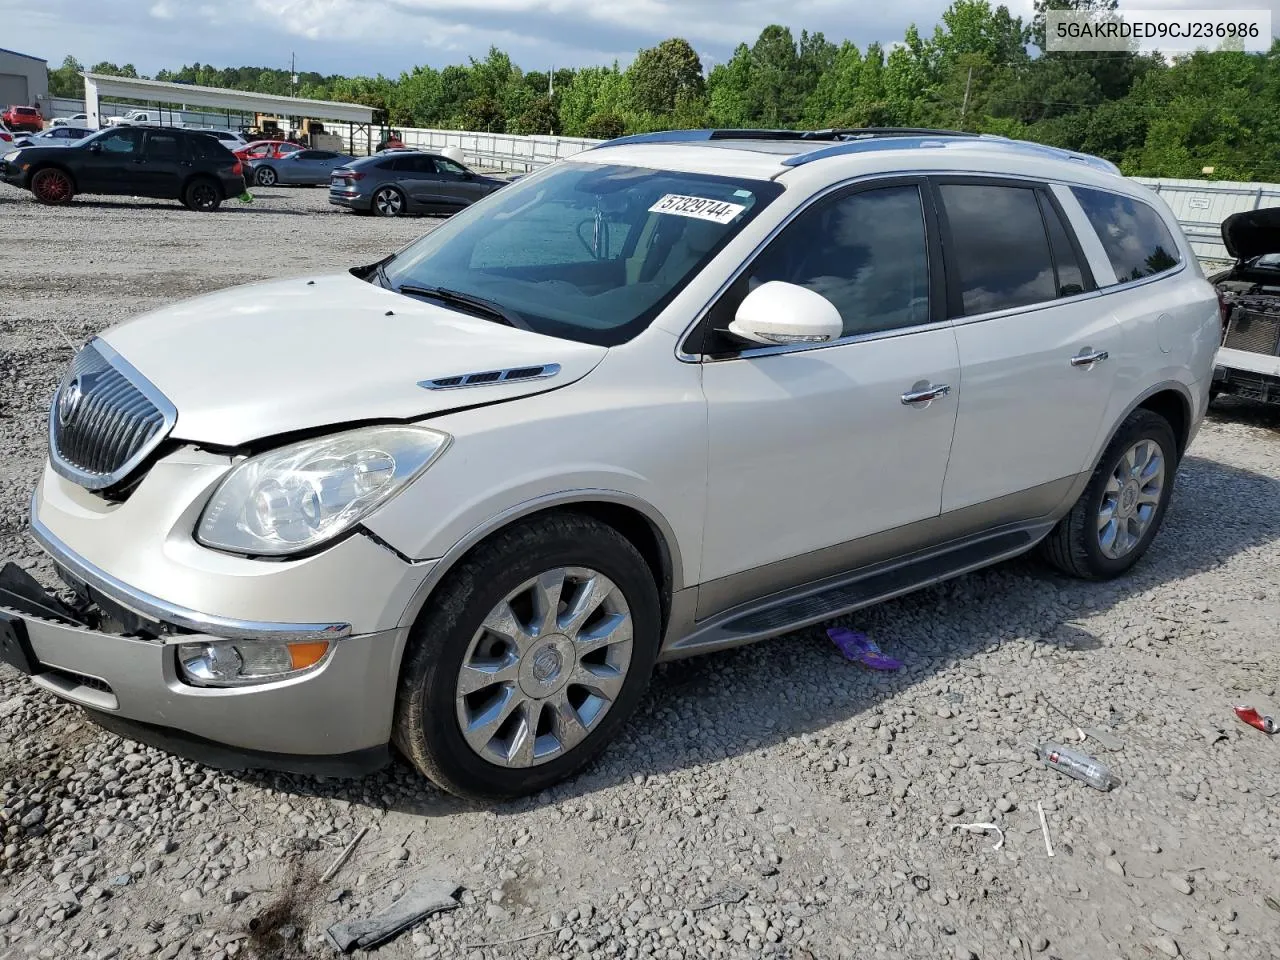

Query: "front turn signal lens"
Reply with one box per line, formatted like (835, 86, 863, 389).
(287, 641, 331, 671)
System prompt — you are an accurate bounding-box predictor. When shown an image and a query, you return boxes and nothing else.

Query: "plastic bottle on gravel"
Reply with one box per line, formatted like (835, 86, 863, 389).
(1037, 742, 1115, 791)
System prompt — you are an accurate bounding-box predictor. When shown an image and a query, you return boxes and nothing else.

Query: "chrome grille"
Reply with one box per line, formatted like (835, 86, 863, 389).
(48, 339, 177, 491)
(1223, 298, 1280, 356)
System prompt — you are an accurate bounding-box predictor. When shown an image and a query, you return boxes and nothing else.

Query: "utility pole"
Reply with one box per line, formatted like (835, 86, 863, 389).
(549, 66, 554, 98)
(291, 52, 297, 98)
(959, 66, 973, 128)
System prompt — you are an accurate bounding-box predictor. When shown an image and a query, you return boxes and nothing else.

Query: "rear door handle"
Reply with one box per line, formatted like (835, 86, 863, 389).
(1071, 349, 1109, 367)
(901, 383, 951, 406)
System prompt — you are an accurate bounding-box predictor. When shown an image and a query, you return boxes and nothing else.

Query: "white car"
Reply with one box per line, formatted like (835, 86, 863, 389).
(198, 129, 248, 148)
(50, 113, 90, 128)
(0, 128, 1220, 799)
(106, 109, 156, 126)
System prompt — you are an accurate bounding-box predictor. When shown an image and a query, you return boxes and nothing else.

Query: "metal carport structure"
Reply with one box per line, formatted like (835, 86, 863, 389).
(81, 73, 379, 153)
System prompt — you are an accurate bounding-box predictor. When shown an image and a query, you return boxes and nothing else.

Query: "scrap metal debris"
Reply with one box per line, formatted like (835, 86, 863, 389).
(321, 825, 370, 883)
(326, 875, 461, 953)
(1234, 704, 1276, 734)
(691, 884, 749, 911)
(950, 821, 1005, 851)
(1037, 802, 1054, 858)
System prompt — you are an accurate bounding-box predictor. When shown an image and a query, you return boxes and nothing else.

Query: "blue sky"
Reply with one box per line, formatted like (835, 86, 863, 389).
(2, 0, 1276, 76)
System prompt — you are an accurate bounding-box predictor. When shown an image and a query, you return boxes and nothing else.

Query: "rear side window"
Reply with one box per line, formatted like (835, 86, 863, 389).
(938, 183, 1056, 316)
(1070, 186, 1181, 283)
(1039, 195, 1089, 297)
(145, 133, 182, 161)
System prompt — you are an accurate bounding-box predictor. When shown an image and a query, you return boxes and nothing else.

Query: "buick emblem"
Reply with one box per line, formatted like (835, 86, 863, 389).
(58, 376, 83, 426)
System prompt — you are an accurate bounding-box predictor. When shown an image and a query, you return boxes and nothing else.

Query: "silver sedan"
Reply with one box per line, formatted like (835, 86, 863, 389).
(249, 149, 355, 187)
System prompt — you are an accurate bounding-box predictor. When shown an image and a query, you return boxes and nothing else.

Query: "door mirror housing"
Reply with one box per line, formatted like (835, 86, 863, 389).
(87, 142, 101, 154)
(728, 281, 844, 347)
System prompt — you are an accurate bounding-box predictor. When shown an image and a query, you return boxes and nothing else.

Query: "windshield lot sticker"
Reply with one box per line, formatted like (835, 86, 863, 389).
(649, 194, 746, 224)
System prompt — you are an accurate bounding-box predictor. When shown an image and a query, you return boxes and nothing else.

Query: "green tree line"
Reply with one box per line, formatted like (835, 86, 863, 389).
(45, 0, 1280, 180)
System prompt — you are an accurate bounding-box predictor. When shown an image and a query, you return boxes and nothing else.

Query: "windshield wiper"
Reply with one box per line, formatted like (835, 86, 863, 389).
(396, 284, 529, 330)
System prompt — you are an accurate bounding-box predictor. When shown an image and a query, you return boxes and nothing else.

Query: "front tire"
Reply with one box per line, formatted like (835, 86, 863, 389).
(255, 166, 278, 187)
(393, 513, 661, 800)
(1040, 408, 1177, 580)
(30, 167, 74, 204)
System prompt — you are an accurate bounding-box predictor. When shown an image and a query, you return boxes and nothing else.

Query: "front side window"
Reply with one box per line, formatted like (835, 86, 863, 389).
(939, 183, 1057, 316)
(1071, 186, 1181, 283)
(437, 157, 468, 176)
(745, 184, 931, 337)
(96, 129, 143, 156)
(380, 162, 782, 346)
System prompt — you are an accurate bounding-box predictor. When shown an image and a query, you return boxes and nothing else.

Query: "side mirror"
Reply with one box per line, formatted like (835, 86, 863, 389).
(728, 281, 844, 347)
(88, 142, 101, 154)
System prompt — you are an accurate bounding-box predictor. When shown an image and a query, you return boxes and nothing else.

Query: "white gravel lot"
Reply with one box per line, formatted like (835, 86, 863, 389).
(2, 184, 1280, 960)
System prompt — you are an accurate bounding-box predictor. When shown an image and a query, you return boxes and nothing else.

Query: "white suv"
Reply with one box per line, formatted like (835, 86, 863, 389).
(0, 128, 1221, 799)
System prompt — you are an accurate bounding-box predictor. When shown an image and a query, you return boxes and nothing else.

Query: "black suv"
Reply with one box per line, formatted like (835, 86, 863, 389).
(1, 126, 246, 211)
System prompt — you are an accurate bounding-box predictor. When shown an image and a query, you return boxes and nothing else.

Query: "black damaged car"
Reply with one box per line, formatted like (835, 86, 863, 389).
(1, 126, 246, 211)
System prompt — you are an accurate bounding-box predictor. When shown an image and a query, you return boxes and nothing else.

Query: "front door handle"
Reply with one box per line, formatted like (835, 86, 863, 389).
(1071, 349, 1109, 367)
(901, 383, 951, 406)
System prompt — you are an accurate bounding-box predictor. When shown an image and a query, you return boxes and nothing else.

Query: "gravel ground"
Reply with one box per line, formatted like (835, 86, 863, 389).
(2, 185, 1280, 960)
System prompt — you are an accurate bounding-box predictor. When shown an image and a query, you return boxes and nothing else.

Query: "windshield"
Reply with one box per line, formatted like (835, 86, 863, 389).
(379, 161, 782, 346)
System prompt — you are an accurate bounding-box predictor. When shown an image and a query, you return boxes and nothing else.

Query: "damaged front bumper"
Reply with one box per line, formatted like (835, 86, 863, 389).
(0, 455, 438, 777)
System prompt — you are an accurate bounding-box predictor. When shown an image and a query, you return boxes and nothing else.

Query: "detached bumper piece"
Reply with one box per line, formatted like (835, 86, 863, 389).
(1214, 364, 1280, 404)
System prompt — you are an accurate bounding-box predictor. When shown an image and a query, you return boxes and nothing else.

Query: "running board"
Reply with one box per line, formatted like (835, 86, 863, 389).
(666, 525, 1048, 658)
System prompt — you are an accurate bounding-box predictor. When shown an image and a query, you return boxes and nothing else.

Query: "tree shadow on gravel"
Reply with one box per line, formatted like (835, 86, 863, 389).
(230, 453, 1280, 818)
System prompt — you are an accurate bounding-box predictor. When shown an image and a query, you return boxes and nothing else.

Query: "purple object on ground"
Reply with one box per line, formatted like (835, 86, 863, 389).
(827, 626, 903, 671)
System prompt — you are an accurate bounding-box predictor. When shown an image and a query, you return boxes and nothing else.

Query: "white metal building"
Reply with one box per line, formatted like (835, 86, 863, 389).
(0, 48, 48, 109)
(81, 72, 379, 151)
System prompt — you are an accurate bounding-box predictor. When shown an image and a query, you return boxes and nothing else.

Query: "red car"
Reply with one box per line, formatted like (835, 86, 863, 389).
(2, 106, 44, 133)
(234, 139, 301, 162)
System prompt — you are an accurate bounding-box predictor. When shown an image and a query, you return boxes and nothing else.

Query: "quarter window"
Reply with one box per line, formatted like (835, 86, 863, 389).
(1071, 186, 1181, 283)
(746, 184, 932, 337)
(939, 183, 1056, 316)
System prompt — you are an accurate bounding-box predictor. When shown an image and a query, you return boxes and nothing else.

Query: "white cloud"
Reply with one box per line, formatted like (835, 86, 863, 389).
(149, 0, 176, 18)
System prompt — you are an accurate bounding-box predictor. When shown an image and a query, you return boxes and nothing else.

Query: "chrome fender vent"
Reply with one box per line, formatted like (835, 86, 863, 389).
(418, 363, 561, 390)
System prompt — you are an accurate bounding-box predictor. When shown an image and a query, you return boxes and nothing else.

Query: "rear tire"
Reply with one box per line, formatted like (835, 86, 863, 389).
(182, 177, 222, 212)
(393, 513, 661, 800)
(1040, 408, 1178, 580)
(372, 186, 406, 217)
(30, 167, 74, 204)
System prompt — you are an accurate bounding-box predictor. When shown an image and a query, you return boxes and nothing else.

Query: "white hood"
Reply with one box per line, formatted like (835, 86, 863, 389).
(100, 273, 606, 446)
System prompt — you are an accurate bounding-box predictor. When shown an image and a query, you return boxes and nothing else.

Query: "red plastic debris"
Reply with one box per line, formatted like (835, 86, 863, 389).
(1234, 705, 1276, 734)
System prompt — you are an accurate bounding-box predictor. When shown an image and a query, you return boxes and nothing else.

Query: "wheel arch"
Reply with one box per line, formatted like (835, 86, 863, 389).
(390, 491, 681, 670)
(182, 172, 224, 199)
(27, 161, 77, 192)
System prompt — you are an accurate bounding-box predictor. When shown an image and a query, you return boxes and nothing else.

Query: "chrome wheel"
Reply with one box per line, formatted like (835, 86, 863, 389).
(1097, 438, 1165, 559)
(374, 188, 403, 216)
(455, 566, 633, 768)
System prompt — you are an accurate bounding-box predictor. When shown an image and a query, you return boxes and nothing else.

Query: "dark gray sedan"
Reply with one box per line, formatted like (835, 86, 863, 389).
(249, 149, 355, 187)
(329, 151, 507, 217)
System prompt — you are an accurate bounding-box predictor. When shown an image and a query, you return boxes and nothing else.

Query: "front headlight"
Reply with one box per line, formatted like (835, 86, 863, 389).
(196, 425, 450, 556)
(2, 151, 18, 162)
